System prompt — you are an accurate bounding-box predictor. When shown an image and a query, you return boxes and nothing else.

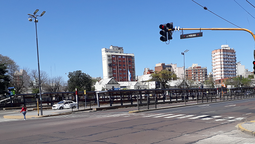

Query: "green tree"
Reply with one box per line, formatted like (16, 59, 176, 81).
(204, 77, 215, 88)
(241, 78, 251, 87)
(248, 75, 254, 79)
(0, 54, 19, 81)
(67, 70, 92, 92)
(0, 64, 10, 95)
(150, 70, 177, 89)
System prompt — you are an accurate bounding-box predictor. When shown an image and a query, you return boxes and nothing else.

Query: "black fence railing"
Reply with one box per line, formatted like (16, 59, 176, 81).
(0, 87, 254, 109)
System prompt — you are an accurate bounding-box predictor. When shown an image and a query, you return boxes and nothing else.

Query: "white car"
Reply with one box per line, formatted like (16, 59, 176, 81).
(52, 100, 77, 110)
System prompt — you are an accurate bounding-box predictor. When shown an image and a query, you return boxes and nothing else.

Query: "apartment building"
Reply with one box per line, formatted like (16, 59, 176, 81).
(154, 63, 173, 72)
(212, 45, 236, 81)
(186, 64, 207, 81)
(154, 63, 184, 79)
(102, 45, 135, 81)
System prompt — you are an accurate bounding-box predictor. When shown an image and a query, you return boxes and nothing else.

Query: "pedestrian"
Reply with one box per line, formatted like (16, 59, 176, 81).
(20, 106, 27, 120)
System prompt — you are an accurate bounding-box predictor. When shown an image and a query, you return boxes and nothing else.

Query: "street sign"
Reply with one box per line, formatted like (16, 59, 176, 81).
(180, 32, 203, 39)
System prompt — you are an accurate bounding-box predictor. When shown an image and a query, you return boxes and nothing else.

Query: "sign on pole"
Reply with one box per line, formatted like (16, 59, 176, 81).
(180, 32, 203, 39)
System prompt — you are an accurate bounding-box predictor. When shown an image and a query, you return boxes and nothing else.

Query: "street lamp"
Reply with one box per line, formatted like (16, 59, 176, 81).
(28, 9, 46, 116)
(181, 49, 189, 105)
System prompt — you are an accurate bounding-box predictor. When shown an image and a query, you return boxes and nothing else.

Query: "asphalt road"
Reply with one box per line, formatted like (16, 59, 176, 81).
(1, 98, 255, 144)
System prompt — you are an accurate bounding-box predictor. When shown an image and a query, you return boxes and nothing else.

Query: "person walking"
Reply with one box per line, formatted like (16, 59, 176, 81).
(20, 106, 27, 120)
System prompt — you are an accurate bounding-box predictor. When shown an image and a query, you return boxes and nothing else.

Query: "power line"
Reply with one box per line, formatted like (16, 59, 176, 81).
(192, 0, 241, 28)
(246, 0, 255, 9)
(234, 0, 255, 20)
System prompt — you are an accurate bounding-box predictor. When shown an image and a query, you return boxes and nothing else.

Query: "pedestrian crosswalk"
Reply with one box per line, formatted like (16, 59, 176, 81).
(141, 113, 245, 123)
(102, 113, 245, 123)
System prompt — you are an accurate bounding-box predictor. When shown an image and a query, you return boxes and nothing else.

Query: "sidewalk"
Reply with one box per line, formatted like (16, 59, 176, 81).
(237, 121, 255, 136)
(3, 108, 92, 119)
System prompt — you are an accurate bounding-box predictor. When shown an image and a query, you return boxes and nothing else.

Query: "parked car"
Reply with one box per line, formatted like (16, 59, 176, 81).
(52, 100, 77, 110)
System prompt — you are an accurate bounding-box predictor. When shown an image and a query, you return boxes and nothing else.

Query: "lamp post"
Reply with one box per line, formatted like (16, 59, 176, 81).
(28, 9, 46, 116)
(181, 49, 189, 105)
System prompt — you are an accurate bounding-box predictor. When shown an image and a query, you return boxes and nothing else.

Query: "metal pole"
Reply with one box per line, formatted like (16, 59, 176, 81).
(35, 20, 43, 116)
(184, 53, 186, 105)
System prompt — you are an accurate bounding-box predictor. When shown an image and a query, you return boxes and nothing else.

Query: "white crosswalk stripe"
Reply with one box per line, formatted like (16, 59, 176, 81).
(164, 114, 184, 118)
(212, 116, 222, 118)
(153, 114, 173, 118)
(177, 115, 194, 119)
(189, 115, 208, 119)
(201, 117, 213, 120)
(215, 119, 226, 121)
(143, 113, 164, 118)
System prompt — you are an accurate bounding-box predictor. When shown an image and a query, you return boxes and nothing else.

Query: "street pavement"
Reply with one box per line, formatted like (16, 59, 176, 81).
(2, 99, 255, 139)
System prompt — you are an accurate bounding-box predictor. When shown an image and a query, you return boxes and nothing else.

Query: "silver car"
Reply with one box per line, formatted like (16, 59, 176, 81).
(52, 100, 77, 110)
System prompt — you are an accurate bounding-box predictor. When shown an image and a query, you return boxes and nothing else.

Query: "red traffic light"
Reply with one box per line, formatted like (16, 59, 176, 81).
(159, 24, 165, 30)
(253, 61, 255, 65)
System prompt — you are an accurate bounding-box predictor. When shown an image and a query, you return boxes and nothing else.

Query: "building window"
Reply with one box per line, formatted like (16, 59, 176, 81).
(119, 56, 121, 58)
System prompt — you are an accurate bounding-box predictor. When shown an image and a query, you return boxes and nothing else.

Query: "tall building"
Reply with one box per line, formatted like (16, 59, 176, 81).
(212, 45, 236, 81)
(154, 63, 172, 72)
(186, 64, 207, 82)
(102, 45, 135, 81)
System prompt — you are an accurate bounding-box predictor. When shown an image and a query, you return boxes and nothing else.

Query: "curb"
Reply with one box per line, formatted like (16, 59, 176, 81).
(2, 109, 92, 119)
(237, 121, 255, 136)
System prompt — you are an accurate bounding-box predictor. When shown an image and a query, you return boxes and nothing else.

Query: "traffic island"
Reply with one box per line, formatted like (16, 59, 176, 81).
(237, 121, 255, 136)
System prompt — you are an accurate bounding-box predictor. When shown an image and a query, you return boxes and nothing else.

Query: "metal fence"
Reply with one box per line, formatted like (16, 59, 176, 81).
(0, 87, 254, 109)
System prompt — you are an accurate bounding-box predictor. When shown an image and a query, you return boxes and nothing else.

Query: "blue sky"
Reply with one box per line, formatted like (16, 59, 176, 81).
(1, 0, 255, 82)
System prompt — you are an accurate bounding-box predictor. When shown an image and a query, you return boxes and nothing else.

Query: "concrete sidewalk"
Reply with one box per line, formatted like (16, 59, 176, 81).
(3, 108, 92, 119)
(237, 121, 255, 136)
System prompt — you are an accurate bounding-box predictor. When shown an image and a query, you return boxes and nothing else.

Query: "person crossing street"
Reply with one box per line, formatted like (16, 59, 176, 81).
(20, 106, 27, 120)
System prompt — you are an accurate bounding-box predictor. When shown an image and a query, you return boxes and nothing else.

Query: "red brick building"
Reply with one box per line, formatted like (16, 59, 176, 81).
(186, 64, 207, 82)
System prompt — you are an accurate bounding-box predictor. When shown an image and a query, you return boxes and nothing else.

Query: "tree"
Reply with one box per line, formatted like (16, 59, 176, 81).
(204, 77, 215, 88)
(0, 64, 10, 95)
(44, 76, 64, 92)
(150, 70, 177, 89)
(0, 54, 19, 81)
(29, 69, 48, 93)
(241, 78, 251, 87)
(248, 75, 254, 79)
(67, 70, 92, 92)
(12, 68, 30, 94)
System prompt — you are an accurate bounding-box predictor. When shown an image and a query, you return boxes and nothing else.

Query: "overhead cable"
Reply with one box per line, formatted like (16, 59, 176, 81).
(234, 0, 255, 20)
(192, 0, 241, 28)
(246, 0, 255, 9)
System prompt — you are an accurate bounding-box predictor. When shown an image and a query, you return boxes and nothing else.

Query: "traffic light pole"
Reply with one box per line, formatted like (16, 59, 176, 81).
(172, 28, 255, 41)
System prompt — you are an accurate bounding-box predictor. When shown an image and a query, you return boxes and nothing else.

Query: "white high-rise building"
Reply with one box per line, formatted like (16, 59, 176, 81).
(212, 45, 236, 80)
(102, 45, 135, 82)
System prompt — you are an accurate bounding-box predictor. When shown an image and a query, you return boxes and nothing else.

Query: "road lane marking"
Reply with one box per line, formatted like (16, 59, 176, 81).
(164, 114, 184, 118)
(225, 104, 236, 107)
(177, 115, 194, 119)
(189, 115, 208, 119)
(215, 119, 225, 121)
(201, 117, 213, 120)
(212, 116, 222, 118)
(143, 113, 164, 117)
(153, 114, 173, 118)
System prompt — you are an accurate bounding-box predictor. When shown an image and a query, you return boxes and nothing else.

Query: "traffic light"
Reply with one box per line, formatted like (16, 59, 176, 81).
(166, 23, 173, 40)
(159, 24, 167, 42)
(253, 61, 255, 74)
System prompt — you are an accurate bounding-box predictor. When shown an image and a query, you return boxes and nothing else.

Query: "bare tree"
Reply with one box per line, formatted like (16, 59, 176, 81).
(12, 68, 30, 94)
(44, 76, 64, 92)
(61, 82, 68, 92)
(29, 69, 48, 93)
